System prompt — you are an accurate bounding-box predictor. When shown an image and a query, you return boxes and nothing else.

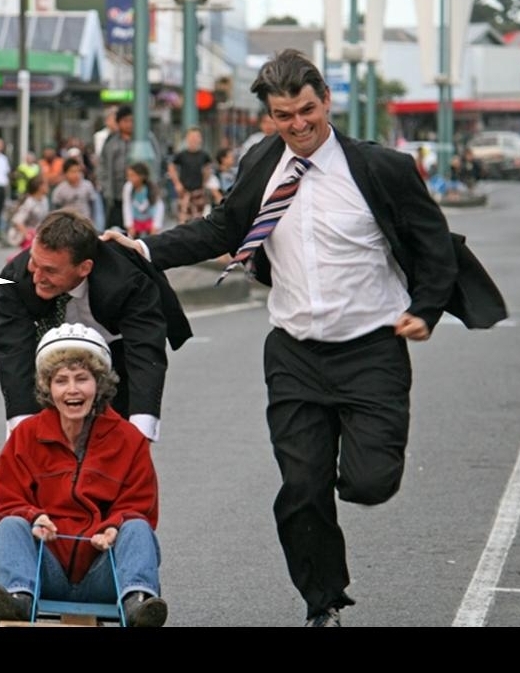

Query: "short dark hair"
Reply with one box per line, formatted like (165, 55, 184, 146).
(27, 174, 45, 195)
(250, 49, 329, 110)
(116, 104, 133, 123)
(63, 157, 81, 174)
(216, 147, 232, 165)
(128, 161, 150, 180)
(35, 210, 98, 265)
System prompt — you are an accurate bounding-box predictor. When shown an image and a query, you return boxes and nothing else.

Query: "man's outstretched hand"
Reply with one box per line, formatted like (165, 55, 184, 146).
(99, 230, 145, 256)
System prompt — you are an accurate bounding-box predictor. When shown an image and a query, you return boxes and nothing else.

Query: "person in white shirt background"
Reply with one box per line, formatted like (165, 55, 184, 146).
(0, 138, 11, 240)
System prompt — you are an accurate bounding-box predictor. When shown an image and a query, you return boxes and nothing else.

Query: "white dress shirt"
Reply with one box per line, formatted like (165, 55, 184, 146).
(264, 128, 410, 342)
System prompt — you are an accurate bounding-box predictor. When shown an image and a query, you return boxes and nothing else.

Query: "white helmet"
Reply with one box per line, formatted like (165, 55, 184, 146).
(35, 323, 112, 373)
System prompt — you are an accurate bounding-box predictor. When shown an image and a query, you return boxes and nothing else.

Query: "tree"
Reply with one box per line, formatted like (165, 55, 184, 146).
(57, 0, 106, 23)
(359, 75, 407, 142)
(471, 0, 520, 33)
(264, 16, 299, 26)
(331, 74, 407, 142)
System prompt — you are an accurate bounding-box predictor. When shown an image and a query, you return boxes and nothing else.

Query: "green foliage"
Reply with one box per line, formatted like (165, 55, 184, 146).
(359, 74, 407, 141)
(263, 16, 300, 26)
(56, 0, 106, 25)
(471, 0, 520, 33)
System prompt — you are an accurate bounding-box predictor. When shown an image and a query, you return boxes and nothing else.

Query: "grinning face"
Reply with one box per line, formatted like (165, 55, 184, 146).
(27, 240, 93, 300)
(50, 365, 97, 422)
(267, 84, 332, 158)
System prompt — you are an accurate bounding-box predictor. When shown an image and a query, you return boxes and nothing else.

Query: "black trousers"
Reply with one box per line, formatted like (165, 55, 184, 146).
(264, 326, 412, 619)
(105, 199, 123, 232)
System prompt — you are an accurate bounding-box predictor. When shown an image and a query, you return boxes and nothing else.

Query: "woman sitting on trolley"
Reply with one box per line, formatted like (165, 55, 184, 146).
(0, 323, 167, 627)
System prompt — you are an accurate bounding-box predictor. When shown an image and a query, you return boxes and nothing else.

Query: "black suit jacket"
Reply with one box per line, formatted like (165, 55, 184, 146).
(0, 240, 192, 419)
(146, 128, 507, 331)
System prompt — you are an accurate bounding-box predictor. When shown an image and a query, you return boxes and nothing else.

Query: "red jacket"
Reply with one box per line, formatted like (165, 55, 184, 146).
(0, 407, 159, 583)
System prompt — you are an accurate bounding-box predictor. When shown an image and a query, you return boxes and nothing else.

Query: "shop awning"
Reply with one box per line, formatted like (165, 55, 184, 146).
(0, 10, 104, 81)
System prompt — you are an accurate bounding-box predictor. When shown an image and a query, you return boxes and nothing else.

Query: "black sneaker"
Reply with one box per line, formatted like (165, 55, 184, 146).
(305, 607, 341, 627)
(0, 585, 32, 621)
(123, 591, 168, 627)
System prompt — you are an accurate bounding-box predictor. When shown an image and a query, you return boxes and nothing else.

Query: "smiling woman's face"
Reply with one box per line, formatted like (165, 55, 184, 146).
(50, 365, 97, 421)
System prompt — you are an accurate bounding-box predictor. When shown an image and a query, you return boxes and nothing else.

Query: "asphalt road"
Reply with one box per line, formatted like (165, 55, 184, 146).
(1, 180, 519, 628)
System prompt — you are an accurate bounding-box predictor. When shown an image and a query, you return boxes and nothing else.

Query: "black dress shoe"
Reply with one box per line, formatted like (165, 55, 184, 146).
(123, 591, 168, 627)
(0, 585, 32, 621)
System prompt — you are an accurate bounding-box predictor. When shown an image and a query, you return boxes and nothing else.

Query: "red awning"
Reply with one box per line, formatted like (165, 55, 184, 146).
(388, 99, 520, 114)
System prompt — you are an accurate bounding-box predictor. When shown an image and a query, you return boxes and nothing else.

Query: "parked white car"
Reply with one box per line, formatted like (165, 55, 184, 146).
(468, 131, 520, 180)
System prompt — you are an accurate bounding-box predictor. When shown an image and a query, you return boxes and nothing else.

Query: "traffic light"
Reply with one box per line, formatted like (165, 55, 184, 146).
(214, 76, 232, 105)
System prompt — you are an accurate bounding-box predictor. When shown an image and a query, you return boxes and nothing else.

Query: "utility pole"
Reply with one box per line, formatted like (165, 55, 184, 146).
(173, 0, 209, 132)
(182, 0, 200, 130)
(436, 0, 452, 178)
(345, 0, 362, 138)
(364, 0, 387, 141)
(130, 1, 157, 177)
(17, 0, 30, 165)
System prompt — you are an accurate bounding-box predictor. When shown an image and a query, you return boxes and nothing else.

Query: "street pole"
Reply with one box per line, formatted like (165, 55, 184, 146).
(364, 0, 387, 141)
(436, 0, 452, 178)
(130, 1, 157, 177)
(17, 0, 30, 165)
(182, 0, 199, 131)
(347, 0, 360, 138)
(365, 61, 377, 140)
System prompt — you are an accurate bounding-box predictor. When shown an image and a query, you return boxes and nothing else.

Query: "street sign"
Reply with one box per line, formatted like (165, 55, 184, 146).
(328, 80, 350, 113)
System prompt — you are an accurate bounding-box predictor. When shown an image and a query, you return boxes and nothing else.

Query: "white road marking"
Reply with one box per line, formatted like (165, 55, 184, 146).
(452, 445, 520, 627)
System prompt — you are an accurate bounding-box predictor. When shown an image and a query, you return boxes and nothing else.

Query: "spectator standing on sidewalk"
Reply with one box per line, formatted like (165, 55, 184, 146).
(10, 151, 40, 201)
(122, 162, 164, 239)
(0, 139, 11, 239)
(99, 105, 162, 232)
(51, 157, 98, 221)
(38, 145, 63, 199)
(167, 127, 212, 224)
(93, 106, 119, 161)
(238, 109, 277, 161)
(9, 174, 49, 255)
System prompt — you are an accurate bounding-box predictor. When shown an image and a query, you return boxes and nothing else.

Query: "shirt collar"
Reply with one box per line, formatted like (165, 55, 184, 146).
(67, 276, 88, 299)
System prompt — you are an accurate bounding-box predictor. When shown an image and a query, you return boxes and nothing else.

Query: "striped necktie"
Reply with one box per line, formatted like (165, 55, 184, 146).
(35, 293, 71, 342)
(216, 156, 312, 285)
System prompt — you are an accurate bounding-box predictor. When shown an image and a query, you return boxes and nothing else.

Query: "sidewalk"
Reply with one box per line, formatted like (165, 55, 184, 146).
(164, 259, 266, 309)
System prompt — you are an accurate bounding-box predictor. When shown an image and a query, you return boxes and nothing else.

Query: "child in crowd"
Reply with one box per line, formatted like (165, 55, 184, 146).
(122, 162, 164, 239)
(51, 157, 98, 220)
(9, 174, 49, 255)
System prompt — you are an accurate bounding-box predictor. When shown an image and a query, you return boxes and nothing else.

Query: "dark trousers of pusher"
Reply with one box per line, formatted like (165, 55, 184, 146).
(264, 326, 412, 619)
